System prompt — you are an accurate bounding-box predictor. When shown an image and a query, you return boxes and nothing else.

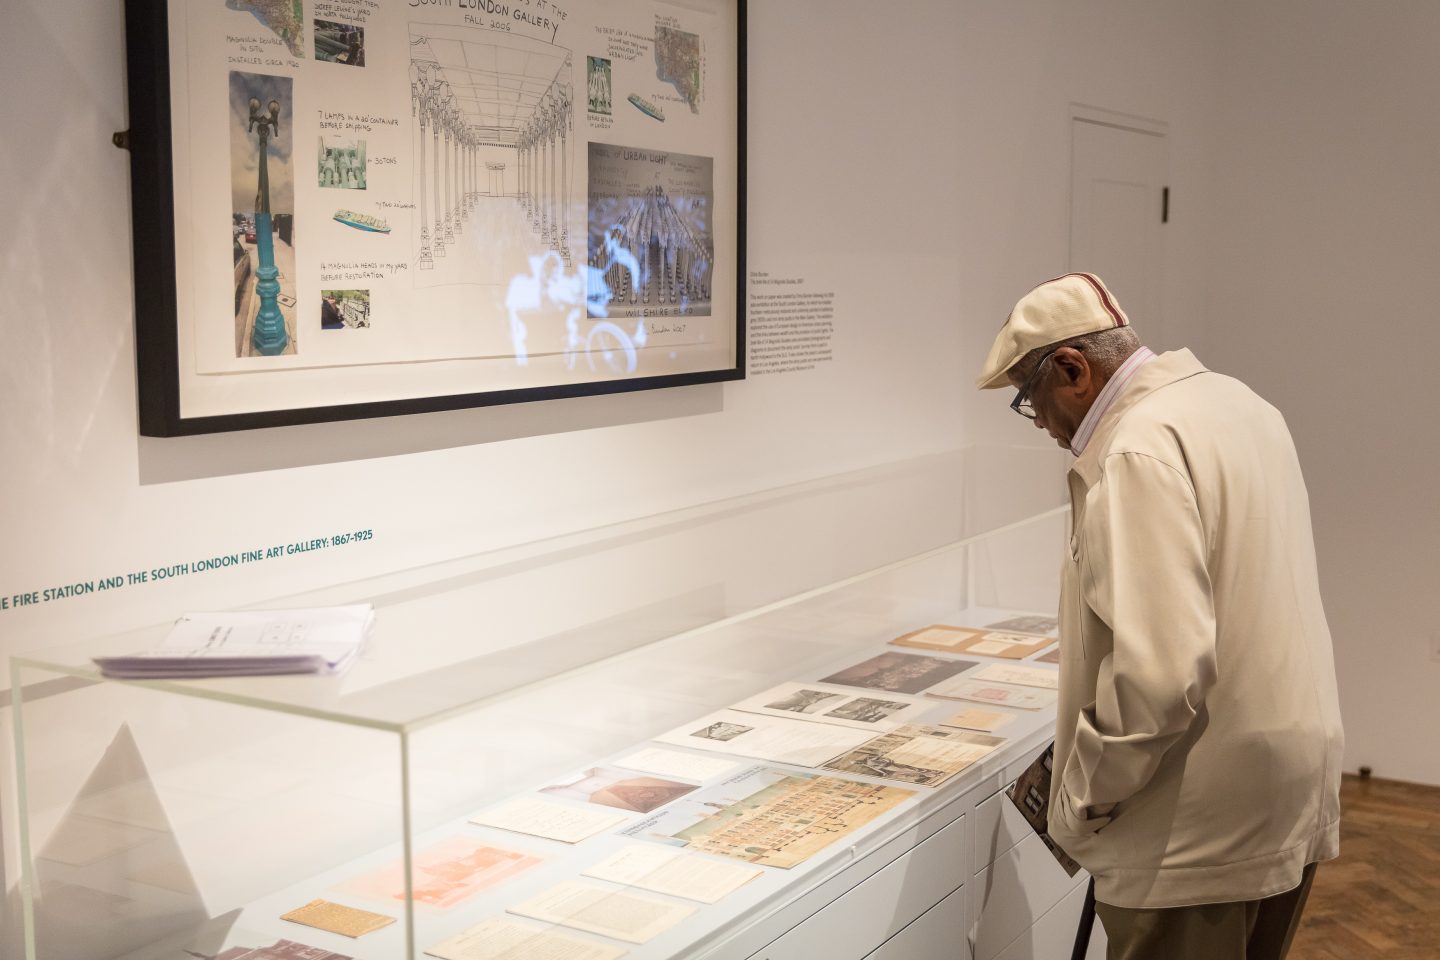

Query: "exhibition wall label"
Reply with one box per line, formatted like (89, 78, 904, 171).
(126, 0, 745, 435)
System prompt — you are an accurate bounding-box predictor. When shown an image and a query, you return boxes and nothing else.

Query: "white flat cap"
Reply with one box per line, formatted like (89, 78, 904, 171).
(976, 273, 1130, 389)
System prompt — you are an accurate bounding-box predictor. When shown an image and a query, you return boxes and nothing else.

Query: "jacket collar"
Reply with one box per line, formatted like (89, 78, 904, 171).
(1069, 348, 1208, 479)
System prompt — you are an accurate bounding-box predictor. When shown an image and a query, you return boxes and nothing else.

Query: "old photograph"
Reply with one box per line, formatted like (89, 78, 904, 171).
(541, 766, 698, 814)
(587, 143, 715, 319)
(820, 651, 978, 695)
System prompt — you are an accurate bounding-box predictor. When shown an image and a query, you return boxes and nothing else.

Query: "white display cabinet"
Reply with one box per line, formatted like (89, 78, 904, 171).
(12, 454, 1102, 960)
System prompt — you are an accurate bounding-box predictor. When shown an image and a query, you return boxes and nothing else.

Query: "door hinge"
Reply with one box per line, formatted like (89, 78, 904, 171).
(1162, 186, 1170, 224)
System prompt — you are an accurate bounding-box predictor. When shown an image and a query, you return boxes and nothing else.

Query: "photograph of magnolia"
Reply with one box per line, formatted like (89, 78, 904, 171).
(587, 55, 612, 114)
(823, 725, 1006, 787)
(320, 289, 370, 330)
(335, 836, 542, 910)
(541, 766, 699, 814)
(820, 651, 978, 695)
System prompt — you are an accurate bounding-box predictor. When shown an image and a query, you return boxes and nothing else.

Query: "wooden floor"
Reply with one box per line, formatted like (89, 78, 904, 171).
(1289, 774, 1440, 960)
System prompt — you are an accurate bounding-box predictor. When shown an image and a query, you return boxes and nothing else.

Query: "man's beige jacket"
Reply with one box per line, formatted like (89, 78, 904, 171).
(1048, 349, 1343, 909)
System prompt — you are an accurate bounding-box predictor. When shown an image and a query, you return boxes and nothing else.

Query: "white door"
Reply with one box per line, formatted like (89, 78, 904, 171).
(1069, 116, 1168, 347)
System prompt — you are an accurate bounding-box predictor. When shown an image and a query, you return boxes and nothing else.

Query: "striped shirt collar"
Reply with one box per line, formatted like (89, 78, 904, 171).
(1069, 346, 1156, 455)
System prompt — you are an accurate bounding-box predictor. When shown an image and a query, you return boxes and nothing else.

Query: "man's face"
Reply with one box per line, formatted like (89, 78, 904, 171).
(1007, 348, 1095, 451)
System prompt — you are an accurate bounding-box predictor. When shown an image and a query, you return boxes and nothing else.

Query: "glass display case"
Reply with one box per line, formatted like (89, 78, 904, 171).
(12, 456, 1090, 960)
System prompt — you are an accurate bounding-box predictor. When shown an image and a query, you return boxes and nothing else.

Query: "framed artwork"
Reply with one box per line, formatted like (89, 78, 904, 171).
(123, 0, 746, 435)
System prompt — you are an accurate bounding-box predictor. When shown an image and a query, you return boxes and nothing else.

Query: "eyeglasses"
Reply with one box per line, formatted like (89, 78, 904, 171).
(1009, 349, 1057, 420)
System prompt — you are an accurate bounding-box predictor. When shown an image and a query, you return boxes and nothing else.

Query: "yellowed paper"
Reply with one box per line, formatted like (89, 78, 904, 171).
(823, 725, 1005, 786)
(281, 899, 395, 938)
(889, 625, 985, 651)
(939, 708, 1014, 733)
(667, 773, 914, 868)
(892, 625, 1052, 659)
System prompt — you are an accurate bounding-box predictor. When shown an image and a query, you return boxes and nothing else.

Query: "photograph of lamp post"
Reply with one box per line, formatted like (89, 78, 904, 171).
(228, 70, 297, 357)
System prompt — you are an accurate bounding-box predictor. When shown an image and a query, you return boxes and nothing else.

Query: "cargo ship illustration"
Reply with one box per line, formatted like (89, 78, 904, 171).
(627, 93, 665, 121)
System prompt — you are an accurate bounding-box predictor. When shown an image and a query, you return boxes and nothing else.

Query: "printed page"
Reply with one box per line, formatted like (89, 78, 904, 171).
(939, 708, 1015, 733)
(654, 709, 873, 767)
(507, 881, 696, 944)
(582, 844, 763, 903)
(425, 917, 627, 960)
(470, 798, 628, 844)
(729, 681, 932, 731)
(611, 747, 742, 783)
(889, 625, 986, 652)
(924, 677, 1058, 710)
(973, 663, 1060, 690)
(823, 725, 1005, 786)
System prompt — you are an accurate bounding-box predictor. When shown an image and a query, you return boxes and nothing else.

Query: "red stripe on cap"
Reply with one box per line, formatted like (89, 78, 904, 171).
(1002, 273, 1126, 328)
(1072, 273, 1126, 327)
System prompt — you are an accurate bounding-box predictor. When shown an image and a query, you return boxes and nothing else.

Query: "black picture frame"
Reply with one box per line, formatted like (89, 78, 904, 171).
(123, 0, 746, 436)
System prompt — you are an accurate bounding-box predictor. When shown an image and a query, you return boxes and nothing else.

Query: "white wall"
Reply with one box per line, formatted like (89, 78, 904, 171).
(1204, 0, 1440, 786)
(0, 0, 1232, 947)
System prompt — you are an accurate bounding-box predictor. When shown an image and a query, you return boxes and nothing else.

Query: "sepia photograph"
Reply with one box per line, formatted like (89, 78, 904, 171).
(542, 766, 699, 814)
(820, 651, 978, 695)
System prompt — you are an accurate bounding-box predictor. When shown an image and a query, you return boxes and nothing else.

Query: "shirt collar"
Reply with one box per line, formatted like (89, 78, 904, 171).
(1069, 346, 1156, 455)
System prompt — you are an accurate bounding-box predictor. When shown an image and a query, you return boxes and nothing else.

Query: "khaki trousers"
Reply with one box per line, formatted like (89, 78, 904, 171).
(1094, 863, 1316, 960)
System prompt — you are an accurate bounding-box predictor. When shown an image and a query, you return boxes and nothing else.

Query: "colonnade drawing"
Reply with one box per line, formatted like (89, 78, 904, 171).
(514, 78, 574, 265)
(408, 26, 573, 274)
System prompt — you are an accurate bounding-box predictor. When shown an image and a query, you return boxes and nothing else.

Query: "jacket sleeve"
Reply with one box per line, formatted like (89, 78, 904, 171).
(1057, 451, 1218, 833)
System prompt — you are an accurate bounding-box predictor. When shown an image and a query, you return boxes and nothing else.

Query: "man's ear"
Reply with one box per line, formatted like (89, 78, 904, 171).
(1050, 347, 1092, 392)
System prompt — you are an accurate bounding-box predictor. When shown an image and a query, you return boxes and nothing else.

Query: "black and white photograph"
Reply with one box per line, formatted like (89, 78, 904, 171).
(587, 143, 715, 320)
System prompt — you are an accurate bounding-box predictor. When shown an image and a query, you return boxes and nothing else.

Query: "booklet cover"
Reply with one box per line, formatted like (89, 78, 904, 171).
(1008, 743, 1081, 877)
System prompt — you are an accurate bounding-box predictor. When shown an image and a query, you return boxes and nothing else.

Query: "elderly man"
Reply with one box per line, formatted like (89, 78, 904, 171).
(978, 274, 1344, 960)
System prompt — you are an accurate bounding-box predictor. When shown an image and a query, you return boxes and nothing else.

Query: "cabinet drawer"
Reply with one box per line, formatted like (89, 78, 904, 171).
(970, 833, 1085, 960)
(993, 876, 1104, 960)
(862, 881, 968, 960)
(971, 783, 1029, 875)
(749, 813, 966, 960)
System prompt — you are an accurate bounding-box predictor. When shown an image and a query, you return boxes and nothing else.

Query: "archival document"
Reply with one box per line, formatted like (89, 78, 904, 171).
(508, 881, 695, 944)
(470, 798, 628, 844)
(582, 844, 762, 903)
(425, 917, 627, 960)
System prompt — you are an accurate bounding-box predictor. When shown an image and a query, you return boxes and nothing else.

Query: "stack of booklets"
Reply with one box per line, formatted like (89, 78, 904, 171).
(93, 605, 374, 679)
